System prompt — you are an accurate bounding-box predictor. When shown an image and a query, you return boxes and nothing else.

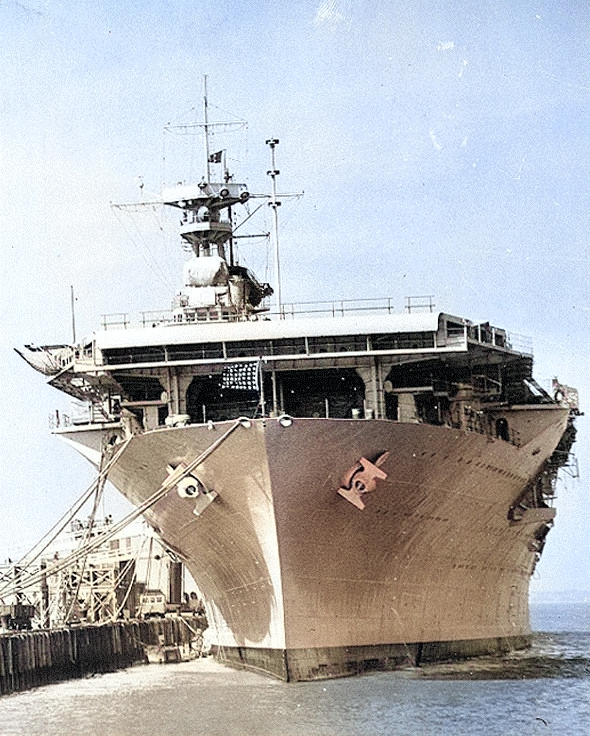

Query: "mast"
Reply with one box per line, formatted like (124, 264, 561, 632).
(204, 75, 212, 181)
(70, 285, 76, 344)
(266, 138, 282, 317)
(156, 83, 271, 321)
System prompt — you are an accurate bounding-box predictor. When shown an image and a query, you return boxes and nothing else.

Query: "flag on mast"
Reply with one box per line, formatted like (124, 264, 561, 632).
(208, 150, 223, 164)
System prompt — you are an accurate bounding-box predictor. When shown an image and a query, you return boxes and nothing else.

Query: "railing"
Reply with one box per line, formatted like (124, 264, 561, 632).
(49, 404, 115, 429)
(99, 296, 443, 329)
(69, 517, 114, 535)
(405, 295, 436, 313)
(275, 298, 398, 319)
(100, 298, 404, 329)
(140, 310, 174, 327)
(466, 324, 532, 356)
(98, 300, 532, 359)
(506, 332, 533, 356)
(48, 411, 71, 430)
(101, 313, 129, 330)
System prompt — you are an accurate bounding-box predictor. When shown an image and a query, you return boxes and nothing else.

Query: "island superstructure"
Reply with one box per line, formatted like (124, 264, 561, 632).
(17, 108, 577, 681)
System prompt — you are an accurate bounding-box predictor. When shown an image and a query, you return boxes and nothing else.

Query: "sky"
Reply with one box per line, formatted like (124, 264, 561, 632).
(0, 0, 588, 594)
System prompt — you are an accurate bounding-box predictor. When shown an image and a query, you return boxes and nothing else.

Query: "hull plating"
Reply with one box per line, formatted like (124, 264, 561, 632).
(70, 410, 568, 680)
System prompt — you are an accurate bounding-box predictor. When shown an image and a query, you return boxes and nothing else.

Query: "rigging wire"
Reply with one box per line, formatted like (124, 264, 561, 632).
(0, 420, 242, 598)
(3, 436, 133, 579)
(207, 101, 247, 125)
(111, 207, 176, 293)
(63, 558, 87, 625)
(232, 200, 267, 233)
(63, 445, 110, 623)
(163, 101, 248, 185)
(264, 229, 272, 285)
(138, 534, 156, 618)
(153, 205, 185, 274)
(110, 539, 146, 621)
(47, 578, 61, 625)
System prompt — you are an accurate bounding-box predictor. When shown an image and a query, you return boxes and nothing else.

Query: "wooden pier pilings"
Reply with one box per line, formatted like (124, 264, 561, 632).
(0, 616, 206, 696)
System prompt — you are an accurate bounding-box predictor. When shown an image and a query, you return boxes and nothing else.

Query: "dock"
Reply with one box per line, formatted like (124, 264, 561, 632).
(0, 615, 206, 696)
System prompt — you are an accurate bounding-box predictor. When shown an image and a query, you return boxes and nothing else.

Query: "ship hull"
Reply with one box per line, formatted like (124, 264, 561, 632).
(215, 635, 531, 681)
(62, 408, 568, 680)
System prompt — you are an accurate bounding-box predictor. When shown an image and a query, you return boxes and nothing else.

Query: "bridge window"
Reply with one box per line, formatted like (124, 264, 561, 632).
(226, 340, 272, 358)
(167, 343, 223, 360)
(371, 332, 435, 351)
(307, 335, 367, 353)
(271, 337, 306, 355)
(103, 346, 165, 364)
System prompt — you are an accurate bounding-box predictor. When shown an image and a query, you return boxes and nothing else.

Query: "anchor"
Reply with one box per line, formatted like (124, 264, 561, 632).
(337, 451, 390, 510)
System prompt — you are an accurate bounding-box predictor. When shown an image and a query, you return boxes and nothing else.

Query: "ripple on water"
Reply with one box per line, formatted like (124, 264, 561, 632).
(0, 631, 588, 736)
(415, 632, 590, 680)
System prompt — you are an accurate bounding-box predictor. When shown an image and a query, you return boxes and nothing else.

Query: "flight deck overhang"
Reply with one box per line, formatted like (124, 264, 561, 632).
(70, 310, 529, 375)
(93, 312, 445, 351)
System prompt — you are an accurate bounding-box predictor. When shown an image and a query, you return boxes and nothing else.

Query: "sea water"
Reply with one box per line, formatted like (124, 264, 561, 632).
(0, 602, 587, 736)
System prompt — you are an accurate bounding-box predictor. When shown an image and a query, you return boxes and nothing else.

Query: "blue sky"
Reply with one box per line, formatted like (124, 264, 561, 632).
(0, 0, 588, 592)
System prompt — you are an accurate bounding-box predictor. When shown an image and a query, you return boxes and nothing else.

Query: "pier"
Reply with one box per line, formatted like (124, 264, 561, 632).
(0, 615, 206, 696)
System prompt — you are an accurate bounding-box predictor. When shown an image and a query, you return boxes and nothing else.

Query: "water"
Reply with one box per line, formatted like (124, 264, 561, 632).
(0, 603, 587, 736)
